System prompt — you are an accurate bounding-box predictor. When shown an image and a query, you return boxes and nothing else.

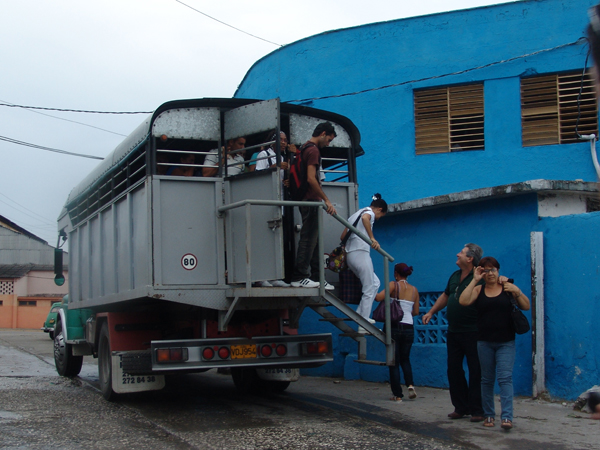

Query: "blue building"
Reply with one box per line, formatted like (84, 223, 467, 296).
(235, 0, 600, 400)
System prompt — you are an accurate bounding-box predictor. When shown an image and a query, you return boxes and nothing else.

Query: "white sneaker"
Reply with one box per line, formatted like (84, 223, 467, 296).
(323, 281, 335, 291)
(291, 278, 320, 288)
(252, 280, 273, 287)
(366, 318, 376, 324)
(270, 279, 290, 287)
(408, 386, 417, 399)
(357, 326, 369, 334)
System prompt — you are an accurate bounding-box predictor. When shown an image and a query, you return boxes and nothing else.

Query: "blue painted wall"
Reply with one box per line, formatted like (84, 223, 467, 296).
(538, 212, 600, 399)
(235, 0, 598, 204)
(235, 0, 600, 400)
(301, 194, 539, 396)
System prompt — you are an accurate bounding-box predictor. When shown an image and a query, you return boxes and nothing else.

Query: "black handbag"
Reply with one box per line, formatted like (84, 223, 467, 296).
(372, 282, 405, 323)
(510, 295, 530, 335)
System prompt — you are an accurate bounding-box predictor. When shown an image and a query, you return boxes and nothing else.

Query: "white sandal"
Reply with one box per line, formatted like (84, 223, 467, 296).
(408, 386, 417, 399)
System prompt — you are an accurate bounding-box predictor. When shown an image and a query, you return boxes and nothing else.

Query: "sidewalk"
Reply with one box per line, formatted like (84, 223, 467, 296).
(289, 377, 599, 450)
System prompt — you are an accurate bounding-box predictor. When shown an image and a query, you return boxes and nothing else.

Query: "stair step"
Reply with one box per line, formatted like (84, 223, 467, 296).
(339, 332, 365, 337)
(354, 359, 388, 366)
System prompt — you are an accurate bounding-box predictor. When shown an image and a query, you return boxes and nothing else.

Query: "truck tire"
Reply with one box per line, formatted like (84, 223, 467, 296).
(231, 367, 260, 394)
(53, 321, 83, 377)
(49, 330, 54, 340)
(231, 368, 291, 394)
(98, 322, 117, 401)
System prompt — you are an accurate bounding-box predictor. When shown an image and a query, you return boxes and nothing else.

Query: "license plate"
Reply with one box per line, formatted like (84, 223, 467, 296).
(231, 344, 257, 359)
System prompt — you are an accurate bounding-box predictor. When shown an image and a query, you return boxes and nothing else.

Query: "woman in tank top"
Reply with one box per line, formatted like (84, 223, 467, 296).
(374, 263, 420, 402)
(459, 256, 530, 430)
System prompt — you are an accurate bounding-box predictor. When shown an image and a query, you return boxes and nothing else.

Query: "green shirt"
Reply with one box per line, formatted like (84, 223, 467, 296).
(444, 269, 479, 333)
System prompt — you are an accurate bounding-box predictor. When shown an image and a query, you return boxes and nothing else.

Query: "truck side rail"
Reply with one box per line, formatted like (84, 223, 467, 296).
(217, 199, 395, 348)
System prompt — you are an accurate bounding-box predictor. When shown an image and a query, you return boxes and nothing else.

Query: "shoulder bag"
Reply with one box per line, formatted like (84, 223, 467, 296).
(372, 281, 405, 323)
(510, 294, 530, 335)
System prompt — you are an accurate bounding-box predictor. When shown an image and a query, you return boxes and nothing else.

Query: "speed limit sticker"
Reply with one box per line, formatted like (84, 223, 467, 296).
(181, 253, 197, 271)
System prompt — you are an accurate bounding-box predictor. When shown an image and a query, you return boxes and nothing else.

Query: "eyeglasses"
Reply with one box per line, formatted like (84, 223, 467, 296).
(481, 268, 497, 273)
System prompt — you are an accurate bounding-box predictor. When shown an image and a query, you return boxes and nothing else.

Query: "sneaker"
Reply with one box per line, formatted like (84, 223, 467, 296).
(270, 279, 290, 287)
(252, 280, 273, 287)
(366, 318, 376, 324)
(408, 386, 417, 399)
(291, 278, 320, 288)
(323, 281, 335, 291)
(357, 326, 369, 334)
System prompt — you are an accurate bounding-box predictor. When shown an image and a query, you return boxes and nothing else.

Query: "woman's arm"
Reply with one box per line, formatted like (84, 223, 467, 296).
(375, 281, 396, 302)
(503, 282, 531, 311)
(412, 287, 420, 316)
(459, 267, 484, 306)
(361, 214, 379, 250)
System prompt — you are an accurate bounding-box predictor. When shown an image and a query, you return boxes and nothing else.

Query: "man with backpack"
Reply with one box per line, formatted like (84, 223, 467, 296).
(290, 122, 337, 289)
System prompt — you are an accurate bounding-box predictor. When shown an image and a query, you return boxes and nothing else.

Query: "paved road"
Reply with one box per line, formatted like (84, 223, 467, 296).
(0, 329, 464, 450)
(1, 329, 597, 450)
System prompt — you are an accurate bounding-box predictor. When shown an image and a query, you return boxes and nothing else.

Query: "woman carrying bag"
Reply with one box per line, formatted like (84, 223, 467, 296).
(340, 194, 388, 325)
(374, 263, 420, 402)
(459, 256, 530, 430)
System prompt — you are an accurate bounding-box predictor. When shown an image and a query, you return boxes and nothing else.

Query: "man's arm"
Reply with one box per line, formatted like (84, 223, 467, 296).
(422, 292, 448, 325)
(306, 164, 336, 215)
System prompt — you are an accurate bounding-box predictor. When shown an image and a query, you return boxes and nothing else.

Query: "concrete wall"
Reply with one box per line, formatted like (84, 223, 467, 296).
(302, 194, 539, 396)
(538, 212, 600, 399)
(235, 0, 598, 206)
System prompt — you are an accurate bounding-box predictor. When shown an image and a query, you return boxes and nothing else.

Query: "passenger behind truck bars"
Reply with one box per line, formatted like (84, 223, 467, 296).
(203, 137, 247, 177)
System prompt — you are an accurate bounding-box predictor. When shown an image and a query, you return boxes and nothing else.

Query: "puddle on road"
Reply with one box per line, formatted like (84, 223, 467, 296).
(0, 410, 22, 420)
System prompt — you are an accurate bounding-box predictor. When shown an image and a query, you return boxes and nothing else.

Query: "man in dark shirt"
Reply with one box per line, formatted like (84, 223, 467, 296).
(422, 243, 485, 421)
(290, 122, 337, 289)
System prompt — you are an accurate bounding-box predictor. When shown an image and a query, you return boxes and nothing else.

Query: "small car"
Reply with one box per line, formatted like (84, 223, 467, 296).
(41, 302, 61, 340)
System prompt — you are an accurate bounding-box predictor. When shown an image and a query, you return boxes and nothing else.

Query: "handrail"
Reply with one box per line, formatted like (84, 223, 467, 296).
(217, 198, 396, 352)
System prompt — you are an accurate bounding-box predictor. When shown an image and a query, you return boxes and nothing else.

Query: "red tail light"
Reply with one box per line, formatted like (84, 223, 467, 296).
(260, 345, 272, 357)
(275, 344, 287, 356)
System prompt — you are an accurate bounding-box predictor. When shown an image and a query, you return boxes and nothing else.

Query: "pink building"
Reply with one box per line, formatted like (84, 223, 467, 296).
(0, 215, 68, 329)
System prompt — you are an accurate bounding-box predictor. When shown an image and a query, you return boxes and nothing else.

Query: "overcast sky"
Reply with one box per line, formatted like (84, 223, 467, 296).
(0, 0, 506, 245)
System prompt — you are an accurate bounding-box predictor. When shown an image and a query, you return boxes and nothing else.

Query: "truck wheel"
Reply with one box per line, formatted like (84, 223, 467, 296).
(49, 330, 54, 340)
(231, 367, 260, 394)
(261, 380, 291, 393)
(98, 322, 118, 401)
(54, 321, 83, 377)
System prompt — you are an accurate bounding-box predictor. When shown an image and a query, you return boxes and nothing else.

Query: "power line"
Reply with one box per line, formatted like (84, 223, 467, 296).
(174, 0, 282, 47)
(0, 135, 104, 160)
(0, 99, 127, 137)
(285, 38, 588, 103)
(0, 192, 55, 226)
(0, 103, 151, 114)
(0, 198, 56, 227)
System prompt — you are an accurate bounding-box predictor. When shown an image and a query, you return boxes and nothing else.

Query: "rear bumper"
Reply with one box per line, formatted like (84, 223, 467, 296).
(149, 333, 333, 372)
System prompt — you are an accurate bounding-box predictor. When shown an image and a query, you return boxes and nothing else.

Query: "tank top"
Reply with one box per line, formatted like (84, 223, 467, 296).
(475, 286, 515, 342)
(393, 280, 415, 325)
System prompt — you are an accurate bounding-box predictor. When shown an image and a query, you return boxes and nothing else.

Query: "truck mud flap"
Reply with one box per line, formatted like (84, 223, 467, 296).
(113, 352, 165, 394)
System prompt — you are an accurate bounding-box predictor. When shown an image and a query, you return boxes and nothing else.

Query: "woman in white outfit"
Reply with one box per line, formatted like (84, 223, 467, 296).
(341, 194, 388, 323)
(375, 263, 420, 401)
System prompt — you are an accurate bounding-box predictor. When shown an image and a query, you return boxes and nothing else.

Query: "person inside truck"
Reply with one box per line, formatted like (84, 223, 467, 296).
(202, 137, 246, 177)
(165, 153, 196, 176)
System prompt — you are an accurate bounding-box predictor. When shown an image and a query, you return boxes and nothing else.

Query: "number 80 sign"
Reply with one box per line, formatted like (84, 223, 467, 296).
(181, 253, 197, 271)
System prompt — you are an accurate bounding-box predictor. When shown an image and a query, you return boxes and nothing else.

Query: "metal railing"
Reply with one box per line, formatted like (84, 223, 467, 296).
(217, 199, 395, 350)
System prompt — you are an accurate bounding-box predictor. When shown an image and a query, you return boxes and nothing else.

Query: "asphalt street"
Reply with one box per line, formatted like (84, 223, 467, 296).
(0, 329, 597, 450)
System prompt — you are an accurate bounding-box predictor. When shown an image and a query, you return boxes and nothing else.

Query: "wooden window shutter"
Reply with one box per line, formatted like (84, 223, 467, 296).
(414, 84, 484, 154)
(558, 72, 598, 143)
(414, 88, 450, 154)
(521, 70, 598, 147)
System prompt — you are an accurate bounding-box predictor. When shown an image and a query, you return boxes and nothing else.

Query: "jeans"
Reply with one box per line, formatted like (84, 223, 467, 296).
(292, 204, 320, 282)
(477, 340, 516, 421)
(389, 325, 414, 398)
(447, 331, 483, 416)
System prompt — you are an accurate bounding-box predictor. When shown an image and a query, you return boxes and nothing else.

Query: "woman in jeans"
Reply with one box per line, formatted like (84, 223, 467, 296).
(374, 263, 420, 402)
(459, 256, 530, 429)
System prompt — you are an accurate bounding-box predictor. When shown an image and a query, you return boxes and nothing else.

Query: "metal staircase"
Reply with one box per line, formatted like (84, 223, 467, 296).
(218, 198, 397, 367)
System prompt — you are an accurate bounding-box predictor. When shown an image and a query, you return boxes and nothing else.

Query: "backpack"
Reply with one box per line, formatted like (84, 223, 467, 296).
(288, 142, 317, 201)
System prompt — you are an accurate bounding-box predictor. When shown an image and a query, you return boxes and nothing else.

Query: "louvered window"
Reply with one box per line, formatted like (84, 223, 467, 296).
(414, 84, 484, 154)
(521, 70, 598, 147)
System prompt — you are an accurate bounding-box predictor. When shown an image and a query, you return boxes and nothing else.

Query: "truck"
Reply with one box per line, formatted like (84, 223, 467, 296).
(52, 98, 394, 400)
